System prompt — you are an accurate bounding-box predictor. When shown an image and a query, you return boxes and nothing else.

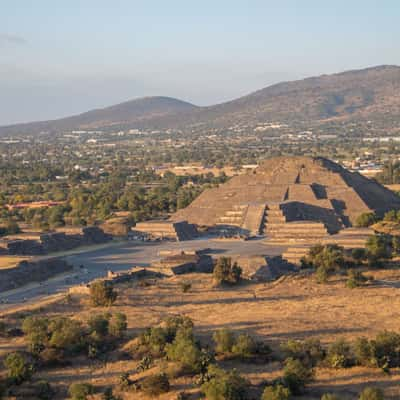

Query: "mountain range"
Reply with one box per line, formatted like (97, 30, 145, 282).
(1, 65, 400, 136)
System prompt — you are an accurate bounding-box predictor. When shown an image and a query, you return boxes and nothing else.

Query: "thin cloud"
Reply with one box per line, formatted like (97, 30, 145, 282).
(0, 33, 27, 46)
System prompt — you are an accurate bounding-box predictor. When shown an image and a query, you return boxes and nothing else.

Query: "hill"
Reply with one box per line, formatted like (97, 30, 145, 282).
(0, 96, 198, 135)
(1, 65, 400, 135)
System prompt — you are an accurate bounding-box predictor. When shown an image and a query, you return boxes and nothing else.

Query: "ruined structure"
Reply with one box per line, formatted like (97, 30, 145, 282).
(172, 156, 400, 243)
(133, 220, 198, 241)
(0, 258, 72, 292)
(2, 226, 111, 256)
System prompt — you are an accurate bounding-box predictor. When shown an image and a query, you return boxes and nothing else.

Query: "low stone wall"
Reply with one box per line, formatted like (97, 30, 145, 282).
(5, 226, 111, 256)
(0, 258, 73, 292)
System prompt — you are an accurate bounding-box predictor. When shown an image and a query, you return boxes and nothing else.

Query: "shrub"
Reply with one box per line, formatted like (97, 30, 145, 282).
(163, 315, 194, 341)
(90, 280, 118, 306)
(392, 236, 400, 255)
(231, 333, 256, 359)
(48, 317, 85, 354)
(213, 257, 242, 286)
(321, 394, 340, 400)
(316, 265, 329, 283)
(109, 312, 127, 338)
(4, 352, 34, 384)
(346, 269, 368, 288)
(366, 235, 392, 263)
(35, 380, 54, 400)
(165, 327, 202, 373)
(326, 339, 353, 368)
(283, 358, 314, 395)
(141, 373, 170, 396)
(280, 338, 325, 368)
(132, 316, 194, 360)
(358, 387, 384, 400)
(88, 314, 110, 339)
(352, 248, 367, 263)
(22, 316, 49, 353)
(213, 328, 235, 354)
(201, 365, 248, 400)
(69, 382, 94, 400)
(373, 330, 400, 368)
(0, 320, 6, 337)
(355, 213, 378, 228)
(179, 281, 192, 293)
(39, 347, 65, 366)
(261, 384, 291, 400)
(353, 337, 378, 367)
(135, 327, 169, 358)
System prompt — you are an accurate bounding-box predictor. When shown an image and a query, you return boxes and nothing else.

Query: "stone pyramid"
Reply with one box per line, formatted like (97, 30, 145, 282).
(172, 156, 400, 237)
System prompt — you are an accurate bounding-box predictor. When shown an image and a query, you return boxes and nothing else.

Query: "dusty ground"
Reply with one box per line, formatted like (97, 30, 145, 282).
(0, 255, 31, 270)
(2, 269, 400, 399)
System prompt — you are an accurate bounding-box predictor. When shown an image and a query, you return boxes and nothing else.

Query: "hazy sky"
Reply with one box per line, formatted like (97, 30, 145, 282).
(1, 0, 399, 125)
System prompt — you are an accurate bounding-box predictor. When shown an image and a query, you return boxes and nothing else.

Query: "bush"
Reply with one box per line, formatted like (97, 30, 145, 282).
(326, 339, 353, 368)
(283, 358, 314, 395)
(201, 365, 248, 400)
(231, 333, 256, 359)
(373, 330, 400, 368)
(0, 320, 6, 337)
(366, 235, 392, 263)
(48, 317, 85, 354)
(213, 257, 242, 286)
(261, 384, 291, 400)
(179, 281, 192, 293)
(88, 314, 110, 339)
(353, 337, 378, 367)
(4, 352, 34, 384)
(90, 281, 118, 306)
(165, 327, 203, 373)
(305, 244, 345, 283)
(355, 213, 378, 228)
(346, 269, 369, 289)
(321, 394, 340, 400)
(35, 380, 54, 400)
(69, 383, 94, 400)
(22, 316, 49, 353)
(109, 312, 127, 338)
(213, 328, 235, 354)
(280, 338, 325, 368)
(358, 387, 384, 400)
(352, 248, 367, 263)
(141, 373, 170, 396)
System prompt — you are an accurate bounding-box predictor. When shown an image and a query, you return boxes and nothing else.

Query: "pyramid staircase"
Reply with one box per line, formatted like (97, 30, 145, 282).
(241, 204, 267, 235)
(264, 204, 329, 245)
(217, 205, 247, 226)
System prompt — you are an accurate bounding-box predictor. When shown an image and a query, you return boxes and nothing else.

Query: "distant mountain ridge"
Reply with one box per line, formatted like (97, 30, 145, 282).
(1, 65, 400, 136)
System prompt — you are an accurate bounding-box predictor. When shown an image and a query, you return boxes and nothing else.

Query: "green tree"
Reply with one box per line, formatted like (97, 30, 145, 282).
(109, 312, 127, 338)
(358, 387, 384, 400)
(69, 383, 94, 400)
(213, 257, 242, 286)
(355, 212, 378, 227)
(90, 281, 118, 306)
(4, 352, 34, 384)
(201, 365, 248, 400)
(283, 358, 314, 395)
(261, 384, 291, 400)
(213, 328, 235, 354)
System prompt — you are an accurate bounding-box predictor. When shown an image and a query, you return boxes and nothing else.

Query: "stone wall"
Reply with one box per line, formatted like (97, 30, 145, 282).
(5, 226, 111, 256)
(0, 258, 72, 292)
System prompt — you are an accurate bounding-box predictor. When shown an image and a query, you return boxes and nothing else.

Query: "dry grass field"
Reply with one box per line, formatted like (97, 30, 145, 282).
(2, 269, 400, 399)
(0, 256, 31, 270)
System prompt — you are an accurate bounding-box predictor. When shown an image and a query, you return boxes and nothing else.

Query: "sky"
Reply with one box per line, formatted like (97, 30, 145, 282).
(1, 0, 399, 125)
